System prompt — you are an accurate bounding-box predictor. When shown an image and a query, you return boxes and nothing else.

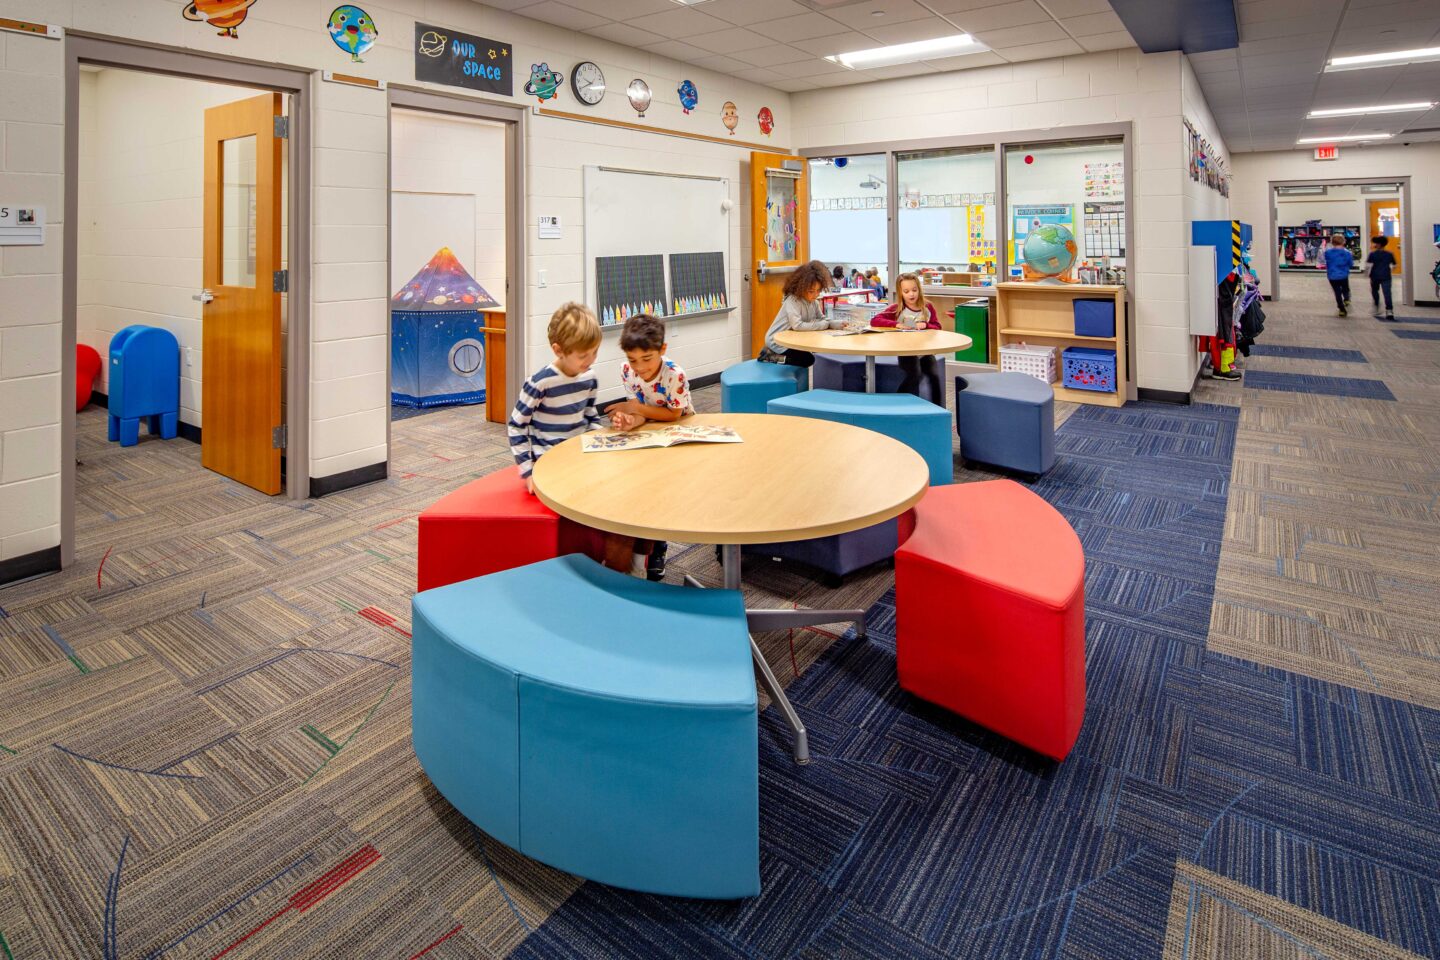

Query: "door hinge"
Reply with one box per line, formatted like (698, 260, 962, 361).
(273, 269, 288, 293)
(272, 424, 288, 449)
(274, 115, 289, 139)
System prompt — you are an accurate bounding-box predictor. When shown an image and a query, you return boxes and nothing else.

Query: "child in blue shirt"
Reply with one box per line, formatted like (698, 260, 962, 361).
(1322, 234, 1354, 317)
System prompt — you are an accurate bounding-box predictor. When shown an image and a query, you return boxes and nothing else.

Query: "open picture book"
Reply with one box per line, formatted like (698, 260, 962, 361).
(581, 423, 742, 453)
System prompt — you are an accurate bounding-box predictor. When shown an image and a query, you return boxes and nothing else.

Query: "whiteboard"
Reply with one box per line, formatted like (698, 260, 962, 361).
(811, 210, 886, 264)
(583, 166, 730, 306)
(897, 208, 969, 264)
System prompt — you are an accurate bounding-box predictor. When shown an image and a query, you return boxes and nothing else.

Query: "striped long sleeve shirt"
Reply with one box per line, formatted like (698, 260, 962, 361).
(507, 364, 604, 477)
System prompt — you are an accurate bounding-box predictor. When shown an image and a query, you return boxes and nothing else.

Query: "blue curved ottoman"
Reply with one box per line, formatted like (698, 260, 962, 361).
(954, 372, 1055, 476)
(412, 554, 759, 899)
(813, 353, 944, 404)
(767, 389, 953, 485)
(721, 360, 807, 414)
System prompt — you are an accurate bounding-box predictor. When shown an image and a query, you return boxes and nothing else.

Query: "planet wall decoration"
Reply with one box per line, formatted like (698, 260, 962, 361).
(524, 62, 564, 103)
(327, 5, 378, 63)
(627, 78, 652, 117)
(757, 106, 774, 135)
(721, 101, 738, 135)
(678, 79, 698, 114)
(182, 0, 259, 38)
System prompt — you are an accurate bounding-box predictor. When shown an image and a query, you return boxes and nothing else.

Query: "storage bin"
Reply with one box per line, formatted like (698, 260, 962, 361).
(999, 342, 1057, 384)
(953, 300, 989, 363)
(1061, 346, 1117, 392)
(1072, 298, 1115, 338)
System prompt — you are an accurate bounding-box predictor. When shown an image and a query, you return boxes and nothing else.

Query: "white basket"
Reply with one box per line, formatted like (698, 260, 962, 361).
(999, 342, 1057, 383)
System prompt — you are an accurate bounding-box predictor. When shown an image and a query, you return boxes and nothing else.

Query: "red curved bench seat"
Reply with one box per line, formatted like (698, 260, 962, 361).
(894, 479, 1085, 760)
(418, 465, 603, 592)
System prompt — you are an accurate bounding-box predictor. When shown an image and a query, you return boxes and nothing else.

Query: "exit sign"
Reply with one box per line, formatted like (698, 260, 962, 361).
(1314, 145, 1340, 161)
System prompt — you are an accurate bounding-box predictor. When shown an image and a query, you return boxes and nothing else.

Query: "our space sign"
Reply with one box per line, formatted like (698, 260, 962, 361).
(414, 22, 513, 97)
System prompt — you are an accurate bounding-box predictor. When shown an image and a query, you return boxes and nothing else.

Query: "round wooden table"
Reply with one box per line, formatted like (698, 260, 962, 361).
(532, 413, 930, 763)
(774, 328, 973, 393)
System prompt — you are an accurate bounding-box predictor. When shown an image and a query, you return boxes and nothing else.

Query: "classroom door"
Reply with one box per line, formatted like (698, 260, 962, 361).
(200, 92, 284, 495)
(1367, 199, 1402, 274)
(749, 151, 809, 358)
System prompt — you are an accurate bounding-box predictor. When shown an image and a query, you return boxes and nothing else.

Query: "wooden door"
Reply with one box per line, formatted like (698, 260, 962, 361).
(749, 152, 809, 358)
(201, 93, 283, 494)
(1367, 199, 1402, 273)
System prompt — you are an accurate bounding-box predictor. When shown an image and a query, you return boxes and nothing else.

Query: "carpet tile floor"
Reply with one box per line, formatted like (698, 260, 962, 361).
(0, 275, 1437, 958)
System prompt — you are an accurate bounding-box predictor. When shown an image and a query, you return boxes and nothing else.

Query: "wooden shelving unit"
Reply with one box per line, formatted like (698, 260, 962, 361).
(994, 282, 1127, 408)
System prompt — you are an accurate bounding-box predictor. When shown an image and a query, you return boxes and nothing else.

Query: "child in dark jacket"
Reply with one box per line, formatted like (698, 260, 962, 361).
(1365, 235, 1397, 320)
(1322, 234, 1354, 316)
(871, 272, 943, 402)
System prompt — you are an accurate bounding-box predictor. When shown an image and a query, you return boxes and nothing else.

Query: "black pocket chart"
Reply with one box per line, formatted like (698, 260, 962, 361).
(414, 22, 512, 97)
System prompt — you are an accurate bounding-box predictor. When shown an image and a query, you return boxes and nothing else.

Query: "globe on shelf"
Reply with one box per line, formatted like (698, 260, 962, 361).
(1020, 223, 1079, 283)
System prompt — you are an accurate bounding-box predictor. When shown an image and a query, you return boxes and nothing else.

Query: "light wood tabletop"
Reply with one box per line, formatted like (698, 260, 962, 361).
(530, 413, 930, 545)
(774, 328, 972, 357)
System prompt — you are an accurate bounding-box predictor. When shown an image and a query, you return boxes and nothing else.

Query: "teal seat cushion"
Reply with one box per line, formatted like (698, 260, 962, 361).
(412, 554, 759, 899)
(767, 388, 953, 485)
(721, 360, 807, 414)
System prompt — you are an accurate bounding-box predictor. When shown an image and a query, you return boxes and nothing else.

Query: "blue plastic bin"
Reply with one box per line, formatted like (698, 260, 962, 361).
(107, 325, 180, 446)
(1061, 346, 1117, 393)
(1072, 298, 1115, 338)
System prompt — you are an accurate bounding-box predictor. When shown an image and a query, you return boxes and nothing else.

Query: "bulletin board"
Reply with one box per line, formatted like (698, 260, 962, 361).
(1083, 202, 1126, 258)
(583, 165, 731, 319)
(1011, 204, 1075, 263)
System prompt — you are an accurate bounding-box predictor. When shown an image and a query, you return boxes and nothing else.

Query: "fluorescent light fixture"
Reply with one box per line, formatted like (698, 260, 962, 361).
(1296, 133, 1393, 143)
(826, 34, 983, 69)
(1308, 102, 1434, 117)
(1326, 46, 1440, 71)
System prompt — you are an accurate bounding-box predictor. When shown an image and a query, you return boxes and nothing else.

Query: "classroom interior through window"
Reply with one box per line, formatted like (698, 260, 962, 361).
(1005, 137, 1126, 286)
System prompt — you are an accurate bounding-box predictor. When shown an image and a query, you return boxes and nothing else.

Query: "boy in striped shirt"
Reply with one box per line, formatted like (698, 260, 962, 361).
(507, 302, 651, 575)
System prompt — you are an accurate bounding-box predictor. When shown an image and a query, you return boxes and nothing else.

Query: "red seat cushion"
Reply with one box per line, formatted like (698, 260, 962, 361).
(895, 479, 1085, 759)
(77, 344, 102, 412)
(418, 464, 602, 592)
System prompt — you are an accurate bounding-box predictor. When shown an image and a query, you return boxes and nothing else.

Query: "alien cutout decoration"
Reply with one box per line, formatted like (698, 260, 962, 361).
(757, 106, 775, 136)
(677, 79, 699, 115)
(627, 78, 652, 117)
(524, 63, 564, 103)
(721, 101, 739, 136)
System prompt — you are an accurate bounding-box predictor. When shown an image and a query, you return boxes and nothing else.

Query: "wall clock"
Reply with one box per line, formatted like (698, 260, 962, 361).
(627, 78, 652, 117)
(572, 60, 605, 106)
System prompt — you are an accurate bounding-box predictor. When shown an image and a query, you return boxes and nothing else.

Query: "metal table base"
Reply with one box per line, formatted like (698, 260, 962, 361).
(685, 543, 868, 764)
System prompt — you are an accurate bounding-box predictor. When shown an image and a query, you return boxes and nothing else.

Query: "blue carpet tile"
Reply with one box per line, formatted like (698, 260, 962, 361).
(1247, 344, 1367, 362)
(1386, 316, 1440, 325)
(1242, 370, 1396, 400)
(516, 402, 1440, 959)
(1392, 329, 1440, 341)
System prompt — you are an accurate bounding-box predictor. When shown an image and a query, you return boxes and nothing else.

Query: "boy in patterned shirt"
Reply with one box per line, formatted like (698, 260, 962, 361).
(608, 314, 694, 580)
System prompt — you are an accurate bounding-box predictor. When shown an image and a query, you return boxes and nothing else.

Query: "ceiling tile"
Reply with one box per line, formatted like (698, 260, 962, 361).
(684, 26, 775, 54)
(515, 1, 612, 30)
(563, 0, 674, 19)
(923, 50, 1009, 71)
(822, 0, 933, 30)
(640, 38, 714, 63)
(1060, 10, 1126, 37)
(972, 21, 1067, 48)
(1031, 0, 1114, 14)
(584, 22, 666, 47)
(690, 53, 757, 74)
(1076, 31, 1134, 52)
(766, 77, 820, 92)
(946, 1, 1053, 33)
(788, 31, 875, 58)
(996, 37, 1085, 63)
(624, 8, 731, 39)
(862, 18, 970, 46)
(728, 43, 807, 67)
(698, 0, 809, 26)
(769, 57, 852, 78)
(754, 12, 853, 42)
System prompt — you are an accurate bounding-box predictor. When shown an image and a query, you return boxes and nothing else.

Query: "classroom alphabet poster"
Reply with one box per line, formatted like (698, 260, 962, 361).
(1083, 161, 1123, 199)
(967, 204, 996, 268)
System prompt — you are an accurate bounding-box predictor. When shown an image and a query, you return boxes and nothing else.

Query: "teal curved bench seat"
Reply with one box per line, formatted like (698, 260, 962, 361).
(767, 388, 953, 485)
(720, 360, 808, 414)
(411, 554, 759, 899)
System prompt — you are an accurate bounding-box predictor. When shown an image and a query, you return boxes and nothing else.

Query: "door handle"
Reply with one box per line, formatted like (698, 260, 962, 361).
(193, 289, 215, 304)
(757, 262, 799, 281)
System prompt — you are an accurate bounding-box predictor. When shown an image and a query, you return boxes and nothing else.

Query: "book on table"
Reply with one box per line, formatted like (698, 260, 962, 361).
(826, 327, 883, 337)
(581, 423, 742, 453)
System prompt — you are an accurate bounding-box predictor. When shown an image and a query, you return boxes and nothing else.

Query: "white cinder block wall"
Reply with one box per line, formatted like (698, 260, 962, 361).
(1231, 143, 1440, 306)
(0, 28, 64, 565)
(1179, 55, 1230, 380)
(790, 49, 1204, 395)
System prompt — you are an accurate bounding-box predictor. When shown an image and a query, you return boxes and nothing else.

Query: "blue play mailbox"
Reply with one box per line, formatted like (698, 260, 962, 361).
(107, 325, 179, 447)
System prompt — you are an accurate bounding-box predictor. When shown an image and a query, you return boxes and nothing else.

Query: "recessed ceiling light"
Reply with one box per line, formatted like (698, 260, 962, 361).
(668, 0, 715, 5)
(826, 34, 985, 69)
(1296, 134, 1394, 143)
(1326, 45, 1440, 71)
(872, 10, 885, 17)
(1308, 102, 1435, 117)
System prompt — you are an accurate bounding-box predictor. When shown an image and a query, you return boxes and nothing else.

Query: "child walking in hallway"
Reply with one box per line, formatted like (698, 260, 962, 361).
(1366, 235, 1397, 321)
(1323, 233, 1354, 317)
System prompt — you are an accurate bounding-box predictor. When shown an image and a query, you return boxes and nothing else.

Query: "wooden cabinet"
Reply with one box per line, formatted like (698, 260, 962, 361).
(994, 283, 1127, 408)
